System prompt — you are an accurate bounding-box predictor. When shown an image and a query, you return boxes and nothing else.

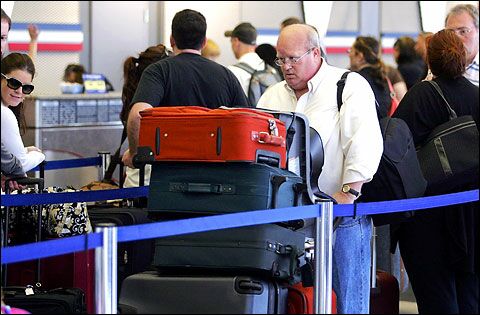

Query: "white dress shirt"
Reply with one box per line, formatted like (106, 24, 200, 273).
(1, 103, 45, 172)
(464, 53, 479, 87)
(257, 60, 383, 196)
(228, 52, 265, 96)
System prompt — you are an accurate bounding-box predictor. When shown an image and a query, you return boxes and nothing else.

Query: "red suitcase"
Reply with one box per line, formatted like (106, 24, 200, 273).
(138, 106, 287, 168)
(287, 282, 337, 314)
(370, 270, 400, 314)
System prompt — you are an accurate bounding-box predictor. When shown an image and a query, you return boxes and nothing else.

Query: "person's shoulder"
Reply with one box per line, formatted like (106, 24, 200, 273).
(1, 104, 15, 117)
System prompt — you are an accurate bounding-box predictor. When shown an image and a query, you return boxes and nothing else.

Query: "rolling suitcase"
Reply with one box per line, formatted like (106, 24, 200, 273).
(88, 207, 155, 295)
(119, 271, 288, 314)
(370, 270, 400, 314)
(153, 224, 305, 283)
(147, 162, 304, 218)
(287, 282, 337, 314)
(137, 106, 287, 168)
(370, 226, 400, 314)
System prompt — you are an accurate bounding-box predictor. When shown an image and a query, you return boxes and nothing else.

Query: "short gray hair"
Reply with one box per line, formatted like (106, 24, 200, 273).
(445, 4, 479, 29)
(305, 24, 320, 49)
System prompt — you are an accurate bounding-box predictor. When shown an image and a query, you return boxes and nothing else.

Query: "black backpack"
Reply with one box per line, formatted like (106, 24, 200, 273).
(336, 72, 427, 226)
(234, 62, 282, 107)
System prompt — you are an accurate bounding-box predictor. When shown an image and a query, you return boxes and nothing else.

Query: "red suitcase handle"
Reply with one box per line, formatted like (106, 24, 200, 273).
(257, 132, 286, 146)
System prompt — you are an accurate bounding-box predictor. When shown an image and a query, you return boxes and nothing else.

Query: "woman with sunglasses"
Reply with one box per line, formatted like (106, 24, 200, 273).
(1, 52, 45, 172)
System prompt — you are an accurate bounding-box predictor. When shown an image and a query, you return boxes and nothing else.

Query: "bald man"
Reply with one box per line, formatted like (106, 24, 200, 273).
(257, 24, 383, 314)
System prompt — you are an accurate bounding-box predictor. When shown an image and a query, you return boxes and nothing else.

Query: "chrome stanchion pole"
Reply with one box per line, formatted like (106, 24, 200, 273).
(95, 223, 118, 314)
(314, 200, 333, 314)
(98, 151, 111, 180)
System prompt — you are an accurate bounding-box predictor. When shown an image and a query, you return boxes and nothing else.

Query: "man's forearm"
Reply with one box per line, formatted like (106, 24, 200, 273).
(127, 114, 140, 155)
(126, 102, 152, 154)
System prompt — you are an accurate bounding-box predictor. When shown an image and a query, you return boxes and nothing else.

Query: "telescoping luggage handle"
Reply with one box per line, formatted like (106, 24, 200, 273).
(3, 177, 45, 288)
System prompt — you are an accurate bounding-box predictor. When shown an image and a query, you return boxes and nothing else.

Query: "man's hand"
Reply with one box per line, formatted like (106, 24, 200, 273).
(122, 149, 134, 168)
(1, 174, 26, 192)
(332, 191, 356, 204)
(26, 146, 42, 153)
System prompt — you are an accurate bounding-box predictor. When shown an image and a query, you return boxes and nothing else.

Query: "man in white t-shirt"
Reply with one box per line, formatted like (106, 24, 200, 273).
(225, 22, 265, 99)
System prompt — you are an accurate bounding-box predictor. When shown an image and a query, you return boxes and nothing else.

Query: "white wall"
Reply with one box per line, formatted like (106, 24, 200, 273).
(91, 1, 150, 92)
(161, 1, 303, 67)
(6, 1, 81, 96)
(5, 1, 468, 95)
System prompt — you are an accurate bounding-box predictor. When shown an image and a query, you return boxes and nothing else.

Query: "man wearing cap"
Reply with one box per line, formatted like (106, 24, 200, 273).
(225, 22, 266, 100)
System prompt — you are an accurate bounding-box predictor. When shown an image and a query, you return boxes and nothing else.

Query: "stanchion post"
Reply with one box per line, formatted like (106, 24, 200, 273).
(98, 151, 111, 180)
(95, 223, 117, 314)
(314, 199, 333, 314)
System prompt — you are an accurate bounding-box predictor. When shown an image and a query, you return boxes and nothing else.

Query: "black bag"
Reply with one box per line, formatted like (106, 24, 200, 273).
(416, 80, 479, 195)
(88, 208, 155, 295)
(336, 72, 427, 226)
(234, 62, 282, 107)
(3, 287, 86, 314)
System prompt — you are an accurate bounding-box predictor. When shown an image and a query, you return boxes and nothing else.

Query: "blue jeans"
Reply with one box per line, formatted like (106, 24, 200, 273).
(333, 215, 372, 314)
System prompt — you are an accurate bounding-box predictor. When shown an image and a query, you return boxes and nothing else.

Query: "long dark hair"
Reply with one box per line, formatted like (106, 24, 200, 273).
(353, 36, 388, 89)
(1, 53, 35, 135)
(120, 44, 170, 124)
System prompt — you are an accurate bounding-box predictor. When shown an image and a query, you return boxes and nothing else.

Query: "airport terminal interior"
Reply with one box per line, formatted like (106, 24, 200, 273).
(1, 1, 479, 314)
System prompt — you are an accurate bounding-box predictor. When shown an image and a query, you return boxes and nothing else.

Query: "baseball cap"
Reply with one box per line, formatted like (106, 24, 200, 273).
(224, 22, 257, 45)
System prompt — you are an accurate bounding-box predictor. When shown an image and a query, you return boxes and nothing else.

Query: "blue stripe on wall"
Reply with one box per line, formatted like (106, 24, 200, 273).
(11, 23, 82, 31)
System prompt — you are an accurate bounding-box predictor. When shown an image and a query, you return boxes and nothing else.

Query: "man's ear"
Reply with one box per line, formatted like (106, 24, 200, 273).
(170, 35, 175, 49)
(200, 37, 207, 50)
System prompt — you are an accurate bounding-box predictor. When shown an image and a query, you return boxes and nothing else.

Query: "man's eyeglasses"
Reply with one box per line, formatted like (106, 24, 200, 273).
(449, 27, 472, 37)
(275, 48, 314, 66)
(1, 73, 35, 95)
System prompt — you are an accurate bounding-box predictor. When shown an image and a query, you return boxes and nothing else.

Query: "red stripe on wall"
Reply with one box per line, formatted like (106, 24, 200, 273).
(326, 47, 350, 54)
(8, 43, 83, 52)
(382, 48, 395, 54)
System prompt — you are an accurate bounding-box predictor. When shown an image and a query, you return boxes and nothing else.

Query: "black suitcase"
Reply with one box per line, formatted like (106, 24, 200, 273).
(147, 162, 304, 218)
(3, 287, 86, 314)
(88, 207, 155, 295)
(153, 223, 305, 283)
(118, 271, 288, 314)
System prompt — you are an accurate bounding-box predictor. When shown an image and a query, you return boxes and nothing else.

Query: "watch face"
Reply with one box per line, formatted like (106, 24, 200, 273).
(342, 185, 349, 193)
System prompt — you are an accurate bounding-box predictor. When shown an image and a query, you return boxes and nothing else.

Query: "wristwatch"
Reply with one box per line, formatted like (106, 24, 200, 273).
(341, 184, 360, 198)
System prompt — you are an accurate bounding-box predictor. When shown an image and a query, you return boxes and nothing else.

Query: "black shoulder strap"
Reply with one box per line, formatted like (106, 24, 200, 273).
(103, 126, 127, 182)
(427, 80, 457, 119)
(234, 62, 256, 75)
(336, 71, 351, 111)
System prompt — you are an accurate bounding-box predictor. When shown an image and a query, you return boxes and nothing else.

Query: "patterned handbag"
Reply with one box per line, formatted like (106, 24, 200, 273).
(45, 186, 92, 238)
(7, 186, 92, 243)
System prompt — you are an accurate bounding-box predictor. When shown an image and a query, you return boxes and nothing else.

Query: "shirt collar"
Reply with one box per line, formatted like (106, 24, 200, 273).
(472, 53, 479, 66)
(282, 57, 330, 97)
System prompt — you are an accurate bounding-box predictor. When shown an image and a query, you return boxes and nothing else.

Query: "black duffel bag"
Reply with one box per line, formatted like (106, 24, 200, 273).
(416, 81, 479, 195)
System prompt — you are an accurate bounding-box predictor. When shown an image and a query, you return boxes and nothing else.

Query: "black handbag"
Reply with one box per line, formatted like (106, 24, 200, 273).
(416, 81, 479, 194)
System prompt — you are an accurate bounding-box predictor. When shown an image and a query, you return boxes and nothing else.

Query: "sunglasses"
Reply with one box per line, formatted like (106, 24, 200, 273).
(1, 73, 35, 95)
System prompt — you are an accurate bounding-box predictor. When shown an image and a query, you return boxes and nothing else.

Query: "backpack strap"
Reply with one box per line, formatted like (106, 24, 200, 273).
(336, 71, 351, 111)
(234, 62, 256, 75)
